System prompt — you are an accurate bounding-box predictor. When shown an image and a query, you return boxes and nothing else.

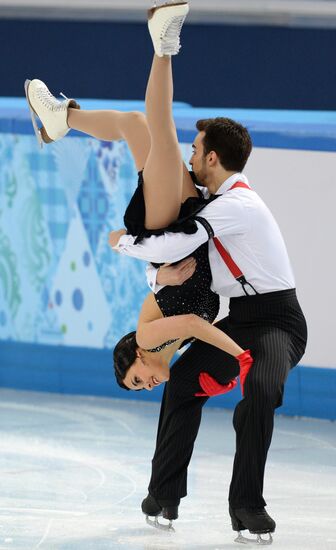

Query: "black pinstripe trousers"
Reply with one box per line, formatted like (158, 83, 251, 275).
(148, 289, 307, 509)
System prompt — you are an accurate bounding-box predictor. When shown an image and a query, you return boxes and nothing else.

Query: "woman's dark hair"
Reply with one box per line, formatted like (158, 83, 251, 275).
(113, 331, 138, 390)
(196, 117, 252, 172)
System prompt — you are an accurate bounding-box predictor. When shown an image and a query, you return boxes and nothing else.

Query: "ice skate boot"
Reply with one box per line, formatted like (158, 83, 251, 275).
(24, 79, 80, 148)
(229, 506, 275, 545)
(141, 493, 179, 532)
(148, 2, 189, 57)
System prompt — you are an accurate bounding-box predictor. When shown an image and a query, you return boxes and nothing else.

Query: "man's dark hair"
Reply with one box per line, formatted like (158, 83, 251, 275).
(196, 117, 252, 172)
(113, 331, 138, 391)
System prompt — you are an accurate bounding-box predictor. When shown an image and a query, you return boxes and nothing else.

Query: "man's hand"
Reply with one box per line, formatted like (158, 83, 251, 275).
(156, 257, 197, 286)
(109, 228, 127, 249)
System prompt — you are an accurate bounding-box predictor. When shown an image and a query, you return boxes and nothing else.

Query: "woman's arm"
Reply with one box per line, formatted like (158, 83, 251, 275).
(136, 313, 244, 357)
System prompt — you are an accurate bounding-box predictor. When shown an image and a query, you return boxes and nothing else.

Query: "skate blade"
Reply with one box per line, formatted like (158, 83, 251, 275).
(145, 515, 175, 532)
(235, 531, 273, 545)
(24, 79, 43, 149)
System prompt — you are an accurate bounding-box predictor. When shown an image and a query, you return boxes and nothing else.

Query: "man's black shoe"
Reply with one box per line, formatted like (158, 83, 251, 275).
(229, 505, 276, 534)
(141, 494, 179, 520)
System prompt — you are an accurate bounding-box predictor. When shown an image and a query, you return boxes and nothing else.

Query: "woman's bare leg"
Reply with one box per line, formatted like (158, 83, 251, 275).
(142, 55, 198, 230)
(182, 163, 199, 202)
(68, 105, 196, 205)
(67, 109, 151, 172)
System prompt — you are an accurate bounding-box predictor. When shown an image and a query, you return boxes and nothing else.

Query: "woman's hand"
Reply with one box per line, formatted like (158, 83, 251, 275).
(194, 350, 253, 398)
(109, 228, 127, 249)
(195, 373, 237, 397)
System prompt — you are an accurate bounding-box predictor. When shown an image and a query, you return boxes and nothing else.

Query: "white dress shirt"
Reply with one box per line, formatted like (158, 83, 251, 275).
(113, 173, 295, 298)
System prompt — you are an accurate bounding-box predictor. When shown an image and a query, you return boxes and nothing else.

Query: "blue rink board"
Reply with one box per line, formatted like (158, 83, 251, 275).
(0, 341, 335, 421)
(1, 98, 336, 151)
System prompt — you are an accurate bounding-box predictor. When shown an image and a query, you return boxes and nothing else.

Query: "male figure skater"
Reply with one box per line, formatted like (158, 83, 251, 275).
(24, 0, 307, 540)
(110, 117, 308, 544)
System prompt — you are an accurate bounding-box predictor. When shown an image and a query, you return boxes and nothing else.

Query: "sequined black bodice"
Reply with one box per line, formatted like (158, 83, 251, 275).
(147, 243, 219, 353)
(155, 242, 220, 324)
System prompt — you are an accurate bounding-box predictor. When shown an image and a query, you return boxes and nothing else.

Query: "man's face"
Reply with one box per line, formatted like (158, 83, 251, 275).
(189, 131, 208, 186)
(123, 353, 170, 391)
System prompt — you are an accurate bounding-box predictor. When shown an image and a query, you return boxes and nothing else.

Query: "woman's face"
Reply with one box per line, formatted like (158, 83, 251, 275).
(123, 350, 170, 391)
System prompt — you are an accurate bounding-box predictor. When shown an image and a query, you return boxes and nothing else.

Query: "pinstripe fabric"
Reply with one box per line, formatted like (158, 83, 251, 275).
(148, 289, 307, 507)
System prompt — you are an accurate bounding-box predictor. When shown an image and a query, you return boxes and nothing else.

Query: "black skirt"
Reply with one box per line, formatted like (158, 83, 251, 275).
(123, 171, 210, 246)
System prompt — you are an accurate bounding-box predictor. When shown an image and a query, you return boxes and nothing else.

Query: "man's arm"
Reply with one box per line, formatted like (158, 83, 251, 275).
(112, 223, 209, 263)
(111, 195, 247, 263)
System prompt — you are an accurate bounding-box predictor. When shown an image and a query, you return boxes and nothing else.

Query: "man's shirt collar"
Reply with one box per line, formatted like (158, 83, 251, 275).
(215, 173, 249, 195)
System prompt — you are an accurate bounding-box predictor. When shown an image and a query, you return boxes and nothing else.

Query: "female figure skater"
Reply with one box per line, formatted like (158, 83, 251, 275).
(25, 1, 253, 394)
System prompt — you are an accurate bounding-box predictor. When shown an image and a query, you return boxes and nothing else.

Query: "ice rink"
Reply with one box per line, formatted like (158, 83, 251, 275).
(0, 388, 335, 550)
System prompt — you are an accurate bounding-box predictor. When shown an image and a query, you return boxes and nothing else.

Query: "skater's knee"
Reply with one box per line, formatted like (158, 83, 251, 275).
(123, 110, 147, 128)
(246, 377, 283, 408)
(130, 110, 147, 124)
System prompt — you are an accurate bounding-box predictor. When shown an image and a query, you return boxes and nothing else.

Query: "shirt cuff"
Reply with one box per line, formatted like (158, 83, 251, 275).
(113, 233, 136, 250)
(146, 264, 164, 293)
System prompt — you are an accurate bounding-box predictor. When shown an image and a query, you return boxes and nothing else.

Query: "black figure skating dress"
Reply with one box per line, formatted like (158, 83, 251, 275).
(123, 172, 220, 330)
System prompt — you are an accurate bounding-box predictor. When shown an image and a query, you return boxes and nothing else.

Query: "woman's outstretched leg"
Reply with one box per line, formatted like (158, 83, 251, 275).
(25, 77, 151, 172)
(24, 3, 195, 207)
(142, 2, 198, 230)
(68, 109, 151, 172)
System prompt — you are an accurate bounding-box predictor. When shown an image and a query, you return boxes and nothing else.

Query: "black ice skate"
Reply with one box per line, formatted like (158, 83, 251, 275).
(141, 493, 179, 532)
(229, 506, 276, 545)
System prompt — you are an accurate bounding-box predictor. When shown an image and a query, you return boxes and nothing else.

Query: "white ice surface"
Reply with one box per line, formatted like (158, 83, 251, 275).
(0, 388, 335, 550)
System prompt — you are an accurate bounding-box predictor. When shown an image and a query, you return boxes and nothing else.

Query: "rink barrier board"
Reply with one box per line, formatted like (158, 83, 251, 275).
(0, 341, 335, 421)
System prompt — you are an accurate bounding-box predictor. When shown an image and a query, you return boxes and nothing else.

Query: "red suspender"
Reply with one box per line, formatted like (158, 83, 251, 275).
(227, 181, 251, 191)
(213, 238, 243, 278)
(212, 181, 258, 295)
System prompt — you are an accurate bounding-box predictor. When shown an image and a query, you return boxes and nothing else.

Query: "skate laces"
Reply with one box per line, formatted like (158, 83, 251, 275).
(36, 87, 67, 112)
(161, 15, 186, 54)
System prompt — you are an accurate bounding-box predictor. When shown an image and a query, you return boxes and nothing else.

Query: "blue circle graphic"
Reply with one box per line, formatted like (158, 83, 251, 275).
(73, 289, 84, 311)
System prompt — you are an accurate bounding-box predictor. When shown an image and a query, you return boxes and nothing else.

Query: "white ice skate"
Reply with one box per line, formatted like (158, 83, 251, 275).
(148, 1, 189, 57)
(24, 79, 80, 148)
